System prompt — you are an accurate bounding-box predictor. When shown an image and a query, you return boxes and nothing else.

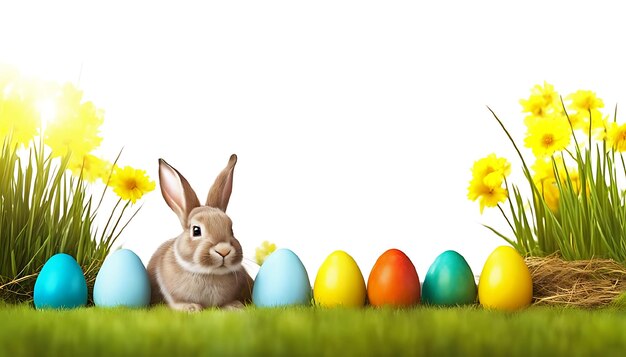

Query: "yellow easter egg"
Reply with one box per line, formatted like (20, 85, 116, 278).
(314, 250, 366, 307)
(478, 246, 533, 311)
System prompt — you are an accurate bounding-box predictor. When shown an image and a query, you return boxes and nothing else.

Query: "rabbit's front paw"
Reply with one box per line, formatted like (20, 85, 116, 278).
(222, 301, 245, 310)
(171, 302, 203, 312)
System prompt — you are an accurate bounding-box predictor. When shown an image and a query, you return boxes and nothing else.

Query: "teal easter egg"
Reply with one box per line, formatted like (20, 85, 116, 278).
(422, 250, 477, 306)
(93, 249, 151, 308)
(252, 249, 312, 307)
(34, 253, 88, 309)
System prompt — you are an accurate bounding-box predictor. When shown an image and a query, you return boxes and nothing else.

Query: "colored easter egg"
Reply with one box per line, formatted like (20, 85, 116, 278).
(252, 249, 312, 307)
(422, 250, 477, 306)
(367, 249, 420, 307)
(34, 253, 88, 309)
(478, 246, 533, 311)
(314, 250, 366, 307)
(93, 249, 151, 308)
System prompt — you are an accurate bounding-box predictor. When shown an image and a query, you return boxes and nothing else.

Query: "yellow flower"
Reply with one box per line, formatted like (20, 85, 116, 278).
(468, 154, 510, 213)
(531, 81, 561, 111)
(534, 178, 560, 213)
(567, 169, 582, 195)
(532, 157, 560, 212)
(67, 154, 112, 183)
(524, 116, 571, 157)
(44, 83, 103, 158)
(520, 94, 551, 122)
(109, 166, 156, 203)
(470, 153, 511, 188)
(567, 90, 604, 112)
(533, 156, 579, 182)
(566, 111, 587, 132)
(255, 240, 277, 265)
(606, 122, 626, 152)
(567, 109, 607, 137)
(0, 93, 40, 147)
(520, 82, 562, 125)
(532, 157, 582, 213)
(532, 157, 555, 182)
(467, 179, 508, 214)
(0, 74, 41, 147)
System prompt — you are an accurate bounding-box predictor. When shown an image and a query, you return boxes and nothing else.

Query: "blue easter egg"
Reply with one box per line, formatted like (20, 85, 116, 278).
(34, 253, 88, 309)
(93, 249, 151, 308)
(422, 250, 477, 306)
(252, 248, 311, 307)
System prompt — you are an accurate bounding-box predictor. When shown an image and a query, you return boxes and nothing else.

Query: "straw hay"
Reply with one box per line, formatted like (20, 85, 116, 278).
(525, 254, 626, 308)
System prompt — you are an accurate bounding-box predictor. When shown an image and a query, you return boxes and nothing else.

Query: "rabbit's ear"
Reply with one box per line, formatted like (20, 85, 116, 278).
(159, 159, 201, 227)
(206, 154, 237, 212)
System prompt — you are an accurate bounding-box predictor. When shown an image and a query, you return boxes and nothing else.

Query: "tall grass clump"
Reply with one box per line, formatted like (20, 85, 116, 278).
(0, 65, 155, 302)
(469, 83, 626, 262)
(468, 83, 626, 306)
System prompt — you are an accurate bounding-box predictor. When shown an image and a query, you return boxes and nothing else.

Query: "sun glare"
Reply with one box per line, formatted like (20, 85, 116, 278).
(2, 83, 14, 97)
(37, 99, 57, 127)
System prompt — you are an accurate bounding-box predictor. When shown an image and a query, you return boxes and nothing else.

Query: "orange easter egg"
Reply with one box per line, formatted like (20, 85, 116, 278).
(367, 249, 420, 307)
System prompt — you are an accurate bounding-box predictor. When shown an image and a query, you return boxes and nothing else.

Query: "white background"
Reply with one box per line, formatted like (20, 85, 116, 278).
(2, 0, 626, 283)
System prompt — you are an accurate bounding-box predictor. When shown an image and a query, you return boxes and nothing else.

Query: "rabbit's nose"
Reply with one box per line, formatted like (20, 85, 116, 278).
(215, 246, 232, 257)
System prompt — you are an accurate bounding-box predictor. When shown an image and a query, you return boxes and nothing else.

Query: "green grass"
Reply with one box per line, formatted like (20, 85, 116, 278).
(2, 304, 626, 356)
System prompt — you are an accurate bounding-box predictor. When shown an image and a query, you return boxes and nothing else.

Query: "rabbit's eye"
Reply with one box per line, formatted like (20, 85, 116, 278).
(192, 226, 201, 237)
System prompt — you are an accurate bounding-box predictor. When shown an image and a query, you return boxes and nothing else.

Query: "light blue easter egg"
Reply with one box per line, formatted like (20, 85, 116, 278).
(252, 248, 312, 307)
(34, 253, 88, 309)
(93, 249, 151, 308)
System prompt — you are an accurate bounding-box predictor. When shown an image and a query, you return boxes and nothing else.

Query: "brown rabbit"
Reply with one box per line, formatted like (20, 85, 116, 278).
(147, 154, 253, 311)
